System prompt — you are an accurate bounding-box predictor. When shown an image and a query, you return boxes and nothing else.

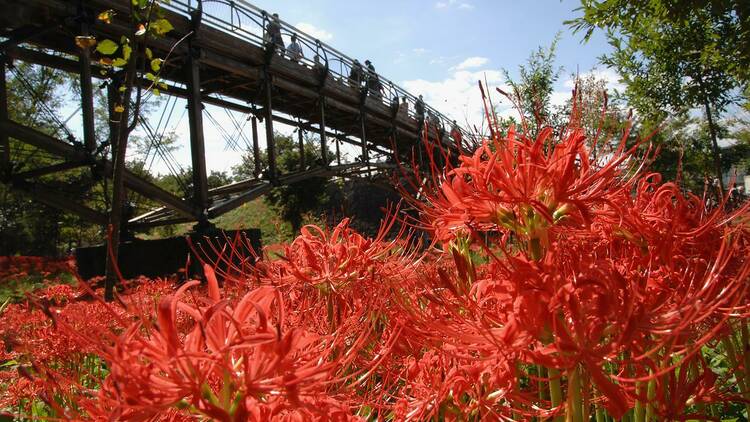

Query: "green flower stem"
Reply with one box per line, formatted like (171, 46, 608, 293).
(567, 366, 583, 422)
(549, 367, 564, 422)
(742, 322, 750, 415)
(722, 329, 750, 417)
(633, 381, 644, 422)
(645, 377, 656, 421)
(595, 407, 606, 422)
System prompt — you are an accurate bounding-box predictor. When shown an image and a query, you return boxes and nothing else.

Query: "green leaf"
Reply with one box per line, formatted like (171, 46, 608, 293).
(150, 18, 174, 36)
(150, 58, 163, 72)
(95, 39, 119, 55)
(145, 72, 156, 81)
(145, 47, 153, 60)
(152, 88, 160, 96)
(122, 44, 132, 61)
(112, 58, 127, 67)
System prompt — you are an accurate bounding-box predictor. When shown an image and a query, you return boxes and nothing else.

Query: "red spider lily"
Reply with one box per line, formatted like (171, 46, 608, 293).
(3, 85, 750, 421)
(46, 264, 393, 421)
(403, 120, 647, 257)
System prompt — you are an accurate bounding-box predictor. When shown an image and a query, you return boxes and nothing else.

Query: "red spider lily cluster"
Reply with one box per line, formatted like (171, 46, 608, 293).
(1, 99, 749, 421)
(0, 256, 74, 281)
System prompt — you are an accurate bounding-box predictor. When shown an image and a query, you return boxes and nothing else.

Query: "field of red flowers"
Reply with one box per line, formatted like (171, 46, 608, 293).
(1, 110, 749, 420)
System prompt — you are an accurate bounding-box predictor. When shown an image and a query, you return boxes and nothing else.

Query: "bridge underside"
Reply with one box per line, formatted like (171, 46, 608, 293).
(0, 0, 460, 233)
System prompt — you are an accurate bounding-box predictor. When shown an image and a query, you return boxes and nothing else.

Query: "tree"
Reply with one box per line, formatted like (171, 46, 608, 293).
(567, 0, 747, 193)
(233, 131, 331, 234)
(500, 35, 563, 136)
(0, 61, 91, 256)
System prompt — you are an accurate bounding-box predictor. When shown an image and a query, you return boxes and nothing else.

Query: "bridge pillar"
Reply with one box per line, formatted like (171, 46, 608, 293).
(0, 58, 8, 176)
(359, 111, 368, 164)
(335, 136, 341, 166)
(186, 47, 209, 223)
(251, 115, 261, 178)
(319, 98, 327, 166)
(78, 8, 96, 152)
(297, 127, 305, 169)
(263, 73, 277, 183)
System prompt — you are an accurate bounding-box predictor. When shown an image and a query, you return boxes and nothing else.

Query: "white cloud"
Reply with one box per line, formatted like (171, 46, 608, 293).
(562, 68, 625, 93)
(453, 56, 489, 71)
(403, 67, 511, 130)
(412, 47, 428, 55)
(546, 68, 625, 109)
(295, 22, 333, 42)
(436, 0, 473, 10)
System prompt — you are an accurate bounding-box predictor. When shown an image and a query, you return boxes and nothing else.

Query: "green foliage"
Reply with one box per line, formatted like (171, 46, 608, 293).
(233, 131, 331, 234)
(0, 271, 75, 304)
(501, 35, 563, 134)
(567, 0, 747, 189)
(0, 62, 103, 255)
(569, 0, 750, 95)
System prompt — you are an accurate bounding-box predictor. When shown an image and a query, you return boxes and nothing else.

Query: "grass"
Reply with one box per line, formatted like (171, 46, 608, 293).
(0, 271, 76, 304)
(142, 198, 300, 247)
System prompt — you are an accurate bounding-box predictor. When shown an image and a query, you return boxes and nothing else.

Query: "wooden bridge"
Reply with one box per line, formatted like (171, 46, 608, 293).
(0, 0, 466, 233)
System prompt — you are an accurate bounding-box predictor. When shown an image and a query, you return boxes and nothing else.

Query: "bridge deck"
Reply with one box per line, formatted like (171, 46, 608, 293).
(0, 0, 454, 149)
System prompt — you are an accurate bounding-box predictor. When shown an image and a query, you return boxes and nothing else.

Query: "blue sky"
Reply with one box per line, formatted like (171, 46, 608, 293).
(247, 0, 611, 81)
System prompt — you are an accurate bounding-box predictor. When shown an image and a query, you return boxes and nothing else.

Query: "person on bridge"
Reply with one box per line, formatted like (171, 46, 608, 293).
(313, 54, 326, 74)
(287, 34, 304, 62)
(390, 94, 400, 116)
(365, 60, 382, 99)
(450, 119, 463, 148)
(399, 97, 409, 118)
(265, 13, 285, 54)
(349, 59, 364, 91)
(415, 95, 425, 119)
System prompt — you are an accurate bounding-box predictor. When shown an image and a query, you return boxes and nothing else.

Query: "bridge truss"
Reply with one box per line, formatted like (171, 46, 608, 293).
(0, 0, 467, 235)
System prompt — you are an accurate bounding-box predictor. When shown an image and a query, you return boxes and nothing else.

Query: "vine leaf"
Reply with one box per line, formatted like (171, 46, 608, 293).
(95, 39, 119, 55)
(151, 19, 174, 36)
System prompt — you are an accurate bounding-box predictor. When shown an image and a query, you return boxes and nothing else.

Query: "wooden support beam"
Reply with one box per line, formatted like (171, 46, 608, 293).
(297, 127, 305, 169)
(11, 179, 108, 225)
(0, 25, 59, 52)
(319, 97, 327, 166)
(129, 216, 194, 230)
(263, 73, 277, 182)
(207, 182, 272, 217)
(13, 161, 87, 179)
(0, 58, 8, 175)
(78, 12, 97, 152)
(335, 137, 341, 166)
(360, 111, 368, 164)
(251, 116, 261, 178)
(0, 120, 196, 218)
(8, 46, 105, 77)
(186, 46, 209, 219)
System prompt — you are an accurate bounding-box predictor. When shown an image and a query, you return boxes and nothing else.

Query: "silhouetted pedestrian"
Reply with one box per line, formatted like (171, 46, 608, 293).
(415, 94, 425, 119)
(349, 59, 364, 91)
(365, 60, 382, 99)
(265, 13, 285, 54)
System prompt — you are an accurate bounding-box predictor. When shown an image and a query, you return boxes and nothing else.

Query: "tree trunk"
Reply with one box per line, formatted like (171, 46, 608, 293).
(702, 98, 725, 198)
(104, 44, 139, 301)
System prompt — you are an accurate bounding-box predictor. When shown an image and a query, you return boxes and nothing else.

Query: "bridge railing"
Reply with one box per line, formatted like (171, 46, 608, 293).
(167, 0, 465, 138)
